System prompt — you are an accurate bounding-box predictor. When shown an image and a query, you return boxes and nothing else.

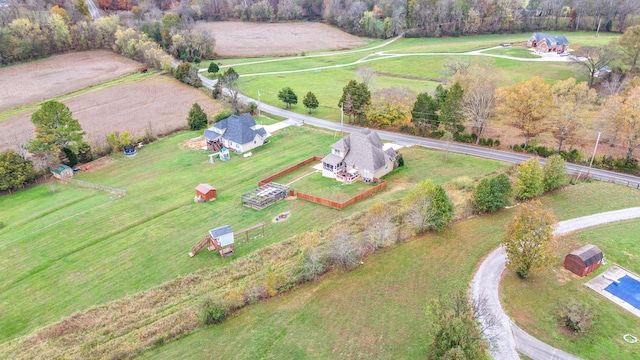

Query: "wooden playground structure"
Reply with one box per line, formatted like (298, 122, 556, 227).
(189, 223, 265, 258)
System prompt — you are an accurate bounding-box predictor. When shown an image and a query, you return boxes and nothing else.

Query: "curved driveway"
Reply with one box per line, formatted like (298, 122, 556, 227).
(471, 207, 640, 359)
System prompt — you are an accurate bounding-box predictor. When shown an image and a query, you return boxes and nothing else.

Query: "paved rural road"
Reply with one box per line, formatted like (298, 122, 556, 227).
(196, 70, 640, 189)
(196, 65, 640, 188)
(241, 94, 640, 189)
(472, 207, 640, 360)
(84, 0, 100, 19)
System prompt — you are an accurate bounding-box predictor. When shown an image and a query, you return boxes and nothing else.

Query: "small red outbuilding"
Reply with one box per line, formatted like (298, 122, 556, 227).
(195, 184, 217, 202)
(564, 244, 603, 277)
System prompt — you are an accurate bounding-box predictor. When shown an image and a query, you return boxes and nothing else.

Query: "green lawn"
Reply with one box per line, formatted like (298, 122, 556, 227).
(139, 181, 640, 360)
(482, 46, 541, 58)
(502, 219, 640, 360)
(201, 30, 619, 124)
(140, 209, 513, 360)
(0, 126, 508, 343)
(501, 181, 640, 360)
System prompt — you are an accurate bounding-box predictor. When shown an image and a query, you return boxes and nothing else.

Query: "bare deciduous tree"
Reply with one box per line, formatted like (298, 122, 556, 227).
(572, 45, 617, 87)
(355, 66, 376, 89)
(363, 203, 396, 252)
(601, 73, 629, 97)
(455, 63, 499, 144)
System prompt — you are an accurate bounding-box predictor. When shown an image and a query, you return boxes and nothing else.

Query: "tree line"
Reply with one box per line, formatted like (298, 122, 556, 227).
(94, 0, 639, 38)
(0, 2, 214, 66)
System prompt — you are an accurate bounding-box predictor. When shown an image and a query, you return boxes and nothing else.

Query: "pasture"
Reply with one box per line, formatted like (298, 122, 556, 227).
(503, 218, 640, 360)
(205, 31, 616, 124)
(0, 124, 509, 345)
(140, 182, 640, 360)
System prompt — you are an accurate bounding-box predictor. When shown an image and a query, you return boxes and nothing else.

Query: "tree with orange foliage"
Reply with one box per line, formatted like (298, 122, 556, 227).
(496, 77, 552, 146)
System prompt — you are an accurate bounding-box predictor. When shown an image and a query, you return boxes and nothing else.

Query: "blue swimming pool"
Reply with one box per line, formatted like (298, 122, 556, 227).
(604, 275, 640, 310)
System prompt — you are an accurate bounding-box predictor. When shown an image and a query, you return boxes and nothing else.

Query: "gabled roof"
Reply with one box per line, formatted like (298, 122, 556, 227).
(209, 225, 233, 240)
(569, 244, 603, 267)
(322, 153, 343, 166)
(213, 113, 266, 144)
(336, 129, 397, 172)
(331, 137, 350, 153)
(203, 129, 221, 141)
(195, 184, 215, 194)
(530, 33, 569, 46)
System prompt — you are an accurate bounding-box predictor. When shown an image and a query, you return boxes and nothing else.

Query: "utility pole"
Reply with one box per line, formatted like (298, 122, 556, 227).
(257, 90, 261, 117)
(587, 131, 602, 177)
(340, 102, 344, 137)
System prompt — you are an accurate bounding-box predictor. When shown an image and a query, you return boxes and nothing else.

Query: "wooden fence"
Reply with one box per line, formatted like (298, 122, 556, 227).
(291, 180, 387, 210)
(258, 156, 387, 210)
(258, 156, 323, 186)
(64, 178, 128, 197)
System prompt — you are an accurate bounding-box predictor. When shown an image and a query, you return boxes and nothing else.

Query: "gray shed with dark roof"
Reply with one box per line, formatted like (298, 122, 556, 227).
(564, 244, 603, 277)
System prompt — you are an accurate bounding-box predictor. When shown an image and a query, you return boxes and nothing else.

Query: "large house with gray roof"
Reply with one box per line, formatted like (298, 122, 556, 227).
(322, 129, 397, 183)
(527, 32, 569, 53)
(204, 113, 267, 153)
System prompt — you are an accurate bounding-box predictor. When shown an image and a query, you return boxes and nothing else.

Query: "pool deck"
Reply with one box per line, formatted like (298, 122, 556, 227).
(585, 264, 640, 318)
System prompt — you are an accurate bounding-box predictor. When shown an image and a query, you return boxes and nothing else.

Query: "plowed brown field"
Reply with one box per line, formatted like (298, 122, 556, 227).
(0, 50, 141, 112)
(0, 75, 220, 150)
(196, 21, 366, 57)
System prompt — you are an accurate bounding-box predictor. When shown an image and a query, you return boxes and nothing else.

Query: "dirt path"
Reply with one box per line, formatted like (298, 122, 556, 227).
(471, 207, 640, 360)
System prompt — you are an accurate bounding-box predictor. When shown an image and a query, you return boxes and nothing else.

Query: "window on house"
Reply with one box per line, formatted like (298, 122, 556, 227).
(333, 149, 340, 155)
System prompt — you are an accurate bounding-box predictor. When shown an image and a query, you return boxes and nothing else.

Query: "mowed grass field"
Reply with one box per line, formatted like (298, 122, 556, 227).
(503, 218, 640, 360)
(207, 31, 614, 123)
(140, 182, 640, 360)
(0, 124, 509, 343)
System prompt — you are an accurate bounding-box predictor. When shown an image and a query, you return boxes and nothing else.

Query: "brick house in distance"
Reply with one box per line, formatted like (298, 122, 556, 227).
(527, 33, 569, 53)
(321, 129, 397, 183)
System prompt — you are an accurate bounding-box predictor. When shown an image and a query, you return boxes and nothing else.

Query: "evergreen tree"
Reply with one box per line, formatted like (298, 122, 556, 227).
(473, 173, 512, 213)
(439, 82, 465, 133)
(187, 102, 208, 130)
(542, 155, 567, 192)
(29, 100, 85, 160)
(207, 62, 219, 74)
(0, 150, 36, 192)
(411, 92, 440, 129)
(338, 80, 371, 124)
